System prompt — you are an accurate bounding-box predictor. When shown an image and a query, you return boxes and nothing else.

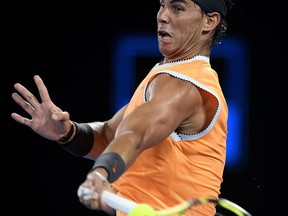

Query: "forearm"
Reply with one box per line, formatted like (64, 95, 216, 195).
(57, 121, 117, 160)
(85, 105, 128, 159)
(96, 102, 177, 169)
(57, 121, 95, 157)
(58, 105, 128, 159)
(90, 126, 157, 183)
(84, 121, 112, 160)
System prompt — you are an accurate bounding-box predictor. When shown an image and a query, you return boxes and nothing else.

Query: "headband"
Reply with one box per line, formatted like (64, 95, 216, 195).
(193, 0, 227, 19)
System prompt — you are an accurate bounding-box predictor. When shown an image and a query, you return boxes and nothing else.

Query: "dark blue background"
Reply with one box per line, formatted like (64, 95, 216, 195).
(2, 1, 285, 215)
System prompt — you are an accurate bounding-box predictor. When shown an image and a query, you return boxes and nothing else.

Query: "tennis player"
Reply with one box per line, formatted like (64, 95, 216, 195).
(11, 0, 234, 215)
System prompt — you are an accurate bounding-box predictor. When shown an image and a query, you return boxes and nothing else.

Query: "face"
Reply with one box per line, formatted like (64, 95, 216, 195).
(157, 0, 205, 60)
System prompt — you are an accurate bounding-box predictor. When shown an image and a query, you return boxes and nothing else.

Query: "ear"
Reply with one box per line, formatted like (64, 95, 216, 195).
(203, 12, 221, 31)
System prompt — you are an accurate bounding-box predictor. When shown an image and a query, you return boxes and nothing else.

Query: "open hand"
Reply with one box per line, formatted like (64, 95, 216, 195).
(11, 75, 72, 141)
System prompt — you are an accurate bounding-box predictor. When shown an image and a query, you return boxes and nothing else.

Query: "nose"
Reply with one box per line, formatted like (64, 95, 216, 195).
(157, 7, 169, 23)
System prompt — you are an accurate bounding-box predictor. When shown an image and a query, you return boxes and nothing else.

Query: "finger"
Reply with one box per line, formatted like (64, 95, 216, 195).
(34, 75, 52, 102)
(14, 83, 40, 109)
(12, 92, 36, 116)
(80, 197, 101, 210)
(77, 186, 93, 200)
(78, 186, 102, 209)
(11, 112, 32, 127)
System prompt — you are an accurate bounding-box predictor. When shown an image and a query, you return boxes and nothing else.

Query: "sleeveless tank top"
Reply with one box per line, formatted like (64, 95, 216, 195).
(112, 56, 228, 216)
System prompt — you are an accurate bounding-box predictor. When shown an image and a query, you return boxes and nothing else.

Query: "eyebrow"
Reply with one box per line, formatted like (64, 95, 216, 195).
(170, 0, 187, 3)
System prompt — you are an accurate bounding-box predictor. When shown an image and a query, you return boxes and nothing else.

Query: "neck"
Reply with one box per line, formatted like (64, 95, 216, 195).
(160, 54, 209, 65)
(162, 49, 211, 63)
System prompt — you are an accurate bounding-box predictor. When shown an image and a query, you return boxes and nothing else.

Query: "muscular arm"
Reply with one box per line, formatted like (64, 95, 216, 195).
(78, 74, 205, 212)
(102, 73, 202, 168)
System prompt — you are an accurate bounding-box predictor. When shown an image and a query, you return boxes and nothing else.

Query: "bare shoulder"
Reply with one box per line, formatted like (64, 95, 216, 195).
(146, 73, 216, 134)
(146, 73, 201, 102)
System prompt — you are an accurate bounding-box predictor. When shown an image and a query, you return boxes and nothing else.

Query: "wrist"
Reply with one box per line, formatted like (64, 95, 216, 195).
(94, 171, 113, 189)
(57, 121, 76, 144)
(91, 152, 126, 183)
(58, 122, 94, 157)
(93, 168, 109, 180)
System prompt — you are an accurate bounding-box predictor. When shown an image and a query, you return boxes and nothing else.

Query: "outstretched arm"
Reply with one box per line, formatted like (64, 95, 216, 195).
(11, 75, 128, 215)
(78, 73, 203, 214)
(11, 75, 128, 158)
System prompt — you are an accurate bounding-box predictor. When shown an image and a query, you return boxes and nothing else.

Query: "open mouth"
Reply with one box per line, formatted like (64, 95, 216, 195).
(158, 30, 172, 39)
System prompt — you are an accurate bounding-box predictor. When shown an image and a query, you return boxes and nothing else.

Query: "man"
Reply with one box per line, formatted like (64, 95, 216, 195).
(11, 0, 233, 215)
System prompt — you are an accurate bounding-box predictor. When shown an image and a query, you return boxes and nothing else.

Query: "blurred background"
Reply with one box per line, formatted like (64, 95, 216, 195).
(1, 1, 285, 215)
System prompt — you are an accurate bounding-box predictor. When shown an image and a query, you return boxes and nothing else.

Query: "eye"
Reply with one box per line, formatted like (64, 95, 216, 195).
(173, 6, 183, 12)
(171, 3, 185, 13)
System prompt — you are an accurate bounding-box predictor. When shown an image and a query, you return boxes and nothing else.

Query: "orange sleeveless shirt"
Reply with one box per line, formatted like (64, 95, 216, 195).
(112, 56, 228, 216)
